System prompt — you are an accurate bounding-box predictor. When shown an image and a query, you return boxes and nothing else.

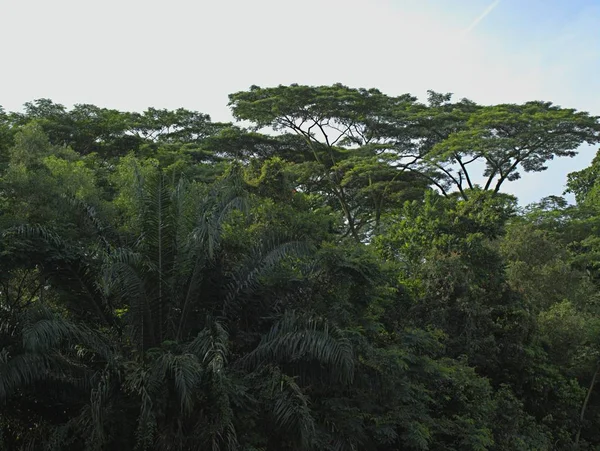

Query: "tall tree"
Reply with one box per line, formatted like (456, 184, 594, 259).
(229, 84, 429, 240)
(428, 100, 600, 197)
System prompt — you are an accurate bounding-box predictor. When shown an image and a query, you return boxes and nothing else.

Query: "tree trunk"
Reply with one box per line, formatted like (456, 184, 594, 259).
(575, 361, 600, 446)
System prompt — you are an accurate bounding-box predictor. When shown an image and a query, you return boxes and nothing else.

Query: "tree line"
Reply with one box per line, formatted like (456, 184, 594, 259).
(1, 84, 600, 450)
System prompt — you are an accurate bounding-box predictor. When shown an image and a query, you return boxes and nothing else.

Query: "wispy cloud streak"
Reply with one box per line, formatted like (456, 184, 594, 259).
(464, 0, 501, 34)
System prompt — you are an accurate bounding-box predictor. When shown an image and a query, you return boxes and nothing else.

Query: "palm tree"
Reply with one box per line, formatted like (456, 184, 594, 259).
(1, 162, 356, 450)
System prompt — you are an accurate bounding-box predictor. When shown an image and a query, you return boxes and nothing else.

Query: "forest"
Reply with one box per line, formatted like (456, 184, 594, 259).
(1, 84, 600, 450)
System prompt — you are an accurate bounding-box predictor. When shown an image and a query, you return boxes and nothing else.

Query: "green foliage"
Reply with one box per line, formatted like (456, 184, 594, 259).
(567, 148, 600, 206)
(430, 101, 600, 194)
(1, 90, 600, 450)
(229, 84, 428, 240)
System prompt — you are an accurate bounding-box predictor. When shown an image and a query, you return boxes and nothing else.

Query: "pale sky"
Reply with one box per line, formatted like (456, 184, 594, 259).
(1, 0, 599, 204)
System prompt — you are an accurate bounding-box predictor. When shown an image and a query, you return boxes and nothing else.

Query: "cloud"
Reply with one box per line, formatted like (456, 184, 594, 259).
(463, 0, 501, 34)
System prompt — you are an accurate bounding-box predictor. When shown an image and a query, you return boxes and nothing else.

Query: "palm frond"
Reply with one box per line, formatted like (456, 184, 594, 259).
(268, 368, 316, 449)
(195, 377, 239, 451)
(243, 311, 354, 384)
(186, 320, 229, 375)
(0, 353, 50, 400)
(101, 248, 153, 350)
(223, 239, 311, 315)
(135, 385, 157, 451)
(83, 370, 112, 450)
(61, 194, 115, 249)
(125, 366, 158, 451)
(174, 253, 207, 341)
(154, 352, 202, 415)
(9, 224, 115, 325)
(10, 223, 68, 251)
(189, 192, 247, 261)
(21, 304, 113, 361)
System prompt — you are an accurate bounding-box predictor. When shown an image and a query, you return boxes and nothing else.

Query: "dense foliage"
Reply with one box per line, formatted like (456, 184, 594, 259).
(1, 85, 600, 450)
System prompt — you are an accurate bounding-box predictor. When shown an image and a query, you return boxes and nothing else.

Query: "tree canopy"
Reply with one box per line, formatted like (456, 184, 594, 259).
(1, 85, 600, 450)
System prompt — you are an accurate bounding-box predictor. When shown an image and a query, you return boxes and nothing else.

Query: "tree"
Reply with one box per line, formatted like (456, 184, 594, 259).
(9, 99, 230, 159)
(566, 148, 600, 205)
(0, 106, 13, 171)
(428, 100, 600, 196)
(229, 84, 428, 241)
(0, 159, 358, 450)
(3, 94, 600, 449)
(230, 84, 600, 206)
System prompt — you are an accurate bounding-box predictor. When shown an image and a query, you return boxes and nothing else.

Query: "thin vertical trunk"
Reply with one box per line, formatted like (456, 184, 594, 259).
(157, 176, 163, 344)
(575, 361, 600, 446)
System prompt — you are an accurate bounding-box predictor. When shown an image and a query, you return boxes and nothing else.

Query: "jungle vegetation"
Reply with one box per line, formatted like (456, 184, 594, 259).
(2, 84, 600, 450)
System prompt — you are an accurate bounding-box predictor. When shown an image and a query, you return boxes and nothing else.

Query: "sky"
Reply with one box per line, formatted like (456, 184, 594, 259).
(1, 0, 599, 204)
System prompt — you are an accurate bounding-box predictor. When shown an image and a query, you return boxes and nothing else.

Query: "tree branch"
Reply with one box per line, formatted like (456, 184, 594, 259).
(455, 154, 474, 190)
